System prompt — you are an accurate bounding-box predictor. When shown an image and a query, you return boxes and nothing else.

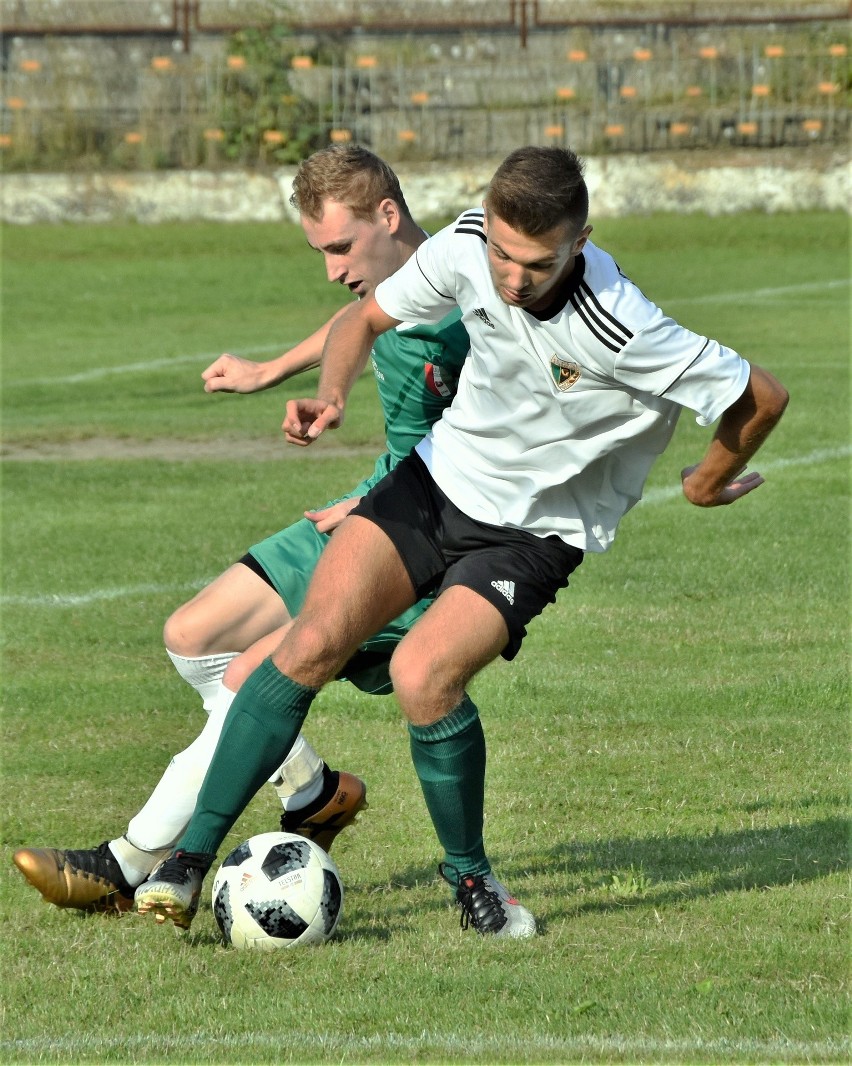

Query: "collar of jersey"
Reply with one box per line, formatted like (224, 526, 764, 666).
(524, 252, 586, 322)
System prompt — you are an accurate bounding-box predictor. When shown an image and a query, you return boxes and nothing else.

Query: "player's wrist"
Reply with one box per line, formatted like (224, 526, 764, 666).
(681, 465, 729, 507)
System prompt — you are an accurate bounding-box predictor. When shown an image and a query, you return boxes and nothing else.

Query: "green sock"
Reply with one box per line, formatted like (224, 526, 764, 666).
(408, 695, 490, 878)
(177, 659, 316, 856)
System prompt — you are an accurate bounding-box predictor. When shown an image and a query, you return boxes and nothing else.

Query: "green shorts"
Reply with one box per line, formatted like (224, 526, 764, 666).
(247, 453, 431, 695)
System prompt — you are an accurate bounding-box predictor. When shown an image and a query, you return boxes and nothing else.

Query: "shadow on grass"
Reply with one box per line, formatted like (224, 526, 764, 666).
(527, 813, 850, 922)
(346, 813, 849, 935)
(52, 814, 847, 942)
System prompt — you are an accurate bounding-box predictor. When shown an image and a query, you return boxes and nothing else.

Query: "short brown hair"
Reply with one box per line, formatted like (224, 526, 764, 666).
(485, 146, 588, 237)
(290, 145, 413, 223)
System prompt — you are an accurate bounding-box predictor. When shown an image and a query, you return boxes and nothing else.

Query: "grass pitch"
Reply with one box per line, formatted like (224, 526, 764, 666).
(1, 211, 849, 1064)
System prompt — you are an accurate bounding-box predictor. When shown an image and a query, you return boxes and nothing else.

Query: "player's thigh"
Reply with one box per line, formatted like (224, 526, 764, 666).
(390, 584, 509, 701)
(274, 515, 416, 676)
(163, 562, 290, 656)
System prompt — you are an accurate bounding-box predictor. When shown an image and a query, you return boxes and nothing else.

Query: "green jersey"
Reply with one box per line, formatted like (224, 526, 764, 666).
(372, 312, 469, 462)
(248, 309, 470, 693)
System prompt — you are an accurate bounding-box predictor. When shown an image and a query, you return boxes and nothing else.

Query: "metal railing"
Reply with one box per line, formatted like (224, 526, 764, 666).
(2, 0, 848, 45)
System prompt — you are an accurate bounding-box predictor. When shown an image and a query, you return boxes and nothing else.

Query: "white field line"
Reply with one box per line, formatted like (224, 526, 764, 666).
(664, 276, 849, 306)
(2, 446, 848, 610)
(0, 579, 210, 608)
(6, 277, 850, 388)
(10, 343, 290, 387)
(1, 1027, 846, 1062)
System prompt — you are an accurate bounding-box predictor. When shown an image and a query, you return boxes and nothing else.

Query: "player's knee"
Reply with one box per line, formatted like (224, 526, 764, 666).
(270, 614, 349, 686)
(389, 643, 456, 717)
(162, 602, 205, 657)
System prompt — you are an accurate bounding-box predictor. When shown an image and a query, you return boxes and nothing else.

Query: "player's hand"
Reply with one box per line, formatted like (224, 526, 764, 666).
(304, 497, 361, 534)
(681, 464, 765, 506)
(282, 398, 343, 446)
(202, 353, 266, 394)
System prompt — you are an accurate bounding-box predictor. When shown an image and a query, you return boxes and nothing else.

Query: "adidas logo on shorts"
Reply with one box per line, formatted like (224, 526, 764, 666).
(491, 579, 515, 605)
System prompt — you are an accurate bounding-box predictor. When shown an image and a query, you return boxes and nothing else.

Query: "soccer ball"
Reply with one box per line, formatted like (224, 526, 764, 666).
(211, 832, 343, 950)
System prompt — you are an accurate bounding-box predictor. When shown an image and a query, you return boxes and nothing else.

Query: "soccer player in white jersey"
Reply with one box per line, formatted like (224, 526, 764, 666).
(134, 145, 788, 939)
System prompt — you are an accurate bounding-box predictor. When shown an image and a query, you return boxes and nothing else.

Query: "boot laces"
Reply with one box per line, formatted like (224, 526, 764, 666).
(438, 862, 507, 934)
(64, 842, 118, 877)
(154, 850, 212, 884)
(51, 842, 133, 897)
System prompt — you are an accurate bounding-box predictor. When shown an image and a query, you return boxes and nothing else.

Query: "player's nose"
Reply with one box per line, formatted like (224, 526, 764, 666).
(504, 263, 528, 288)
(324, 254, 346, 284)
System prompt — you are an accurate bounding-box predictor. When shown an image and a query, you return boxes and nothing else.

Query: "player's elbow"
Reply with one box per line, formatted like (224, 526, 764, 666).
(773, 381, 790, 418)
(748, 366, 789, 429)
(761, 375, 789, 428)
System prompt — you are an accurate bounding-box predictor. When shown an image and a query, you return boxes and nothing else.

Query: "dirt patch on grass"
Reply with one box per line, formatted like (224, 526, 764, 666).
(0, 436, 375, 462)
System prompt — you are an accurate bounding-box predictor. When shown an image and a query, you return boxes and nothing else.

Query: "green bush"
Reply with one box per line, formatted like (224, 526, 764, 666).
(219, 24, 327, 166)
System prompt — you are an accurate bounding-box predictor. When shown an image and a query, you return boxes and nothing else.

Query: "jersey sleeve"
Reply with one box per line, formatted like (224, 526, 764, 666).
(615, 311, 750, 426)
(374, 223, 459, 325)
(662, 340, 750, 426)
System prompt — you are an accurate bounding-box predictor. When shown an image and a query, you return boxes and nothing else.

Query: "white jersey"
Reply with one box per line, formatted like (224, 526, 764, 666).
(373, 209, 750, 552)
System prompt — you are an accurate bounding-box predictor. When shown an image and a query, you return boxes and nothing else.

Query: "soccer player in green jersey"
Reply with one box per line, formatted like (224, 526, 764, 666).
(13, 146, 471, 913)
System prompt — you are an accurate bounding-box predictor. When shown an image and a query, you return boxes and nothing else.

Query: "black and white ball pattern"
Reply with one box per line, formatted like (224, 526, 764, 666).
(212, 832, 343, 949)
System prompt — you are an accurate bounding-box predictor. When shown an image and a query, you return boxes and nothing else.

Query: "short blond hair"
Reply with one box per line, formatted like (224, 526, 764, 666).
(290, 145, 413, 223)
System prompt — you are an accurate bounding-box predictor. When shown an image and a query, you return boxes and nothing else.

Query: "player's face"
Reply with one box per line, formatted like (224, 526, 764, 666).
(301, 198, 403, 298)
(484, 210, 591, 313)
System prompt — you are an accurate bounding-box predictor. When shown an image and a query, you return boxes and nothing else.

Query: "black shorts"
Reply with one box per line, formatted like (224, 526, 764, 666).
(350, 451, 583, 660)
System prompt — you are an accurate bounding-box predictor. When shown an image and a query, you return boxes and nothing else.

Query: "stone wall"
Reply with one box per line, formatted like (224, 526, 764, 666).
(1, 148, 848, 224)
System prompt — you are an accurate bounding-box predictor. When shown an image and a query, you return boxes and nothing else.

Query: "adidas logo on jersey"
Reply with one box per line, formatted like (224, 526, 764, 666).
(491, 579, 515, 605)
(472, 307, 496, 329)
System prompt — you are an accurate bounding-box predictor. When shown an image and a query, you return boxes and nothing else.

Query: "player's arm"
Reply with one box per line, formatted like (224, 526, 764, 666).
(283, 295, 400, 445)
(681, 363, 789, 507)
(201, 306, 350, 394)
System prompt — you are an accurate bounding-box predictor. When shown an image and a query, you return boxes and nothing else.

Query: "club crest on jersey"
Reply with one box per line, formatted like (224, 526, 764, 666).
(550, 355, 581, 391)
(424, 362, 453, 398)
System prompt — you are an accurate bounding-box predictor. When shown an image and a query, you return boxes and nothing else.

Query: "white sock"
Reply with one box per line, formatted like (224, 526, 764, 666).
(166, 650, 238, 714)
(121, 683, 237, 868)
(269, 735, 325, 812)
(108, 836, 171, 887)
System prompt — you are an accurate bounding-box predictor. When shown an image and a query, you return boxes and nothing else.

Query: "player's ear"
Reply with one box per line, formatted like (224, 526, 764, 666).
(574, 224, 593, 253)
(378, 197, 401, 234)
